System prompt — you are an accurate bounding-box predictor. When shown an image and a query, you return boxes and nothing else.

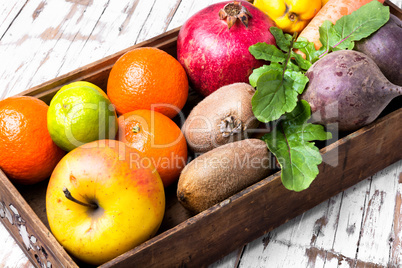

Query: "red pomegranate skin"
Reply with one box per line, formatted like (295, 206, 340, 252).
(177, 1, 276, 97)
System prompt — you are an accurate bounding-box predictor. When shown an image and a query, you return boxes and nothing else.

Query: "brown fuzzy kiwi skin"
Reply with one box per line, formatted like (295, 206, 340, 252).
(177, 139, 272, 214)
(182, 83, 259, 154)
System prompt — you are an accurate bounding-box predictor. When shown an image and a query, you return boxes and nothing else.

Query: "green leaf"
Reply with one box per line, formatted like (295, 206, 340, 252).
(318, 20, 340, 52)
(300, 1, 390, 60)
(249, 42, 287, 63)
(297, 38, 323, 63)
(290, 51, 312, 71)
(269, 27, 291, 51)
(286, 61, 301, 72)
(248, 0, 389, 192)
(285, 70, 309, 94)
(333, 1, 389, 48)
(249, 63, 282, 87)
(334, 40, 355, 50)
(263, 100, 332, 191)
(252, 70, 288, 122)
(251, 69, 308, 123)
(293, 40, 309, 49)
(283, 99, 310, 124)
(285, 33, 293, 42)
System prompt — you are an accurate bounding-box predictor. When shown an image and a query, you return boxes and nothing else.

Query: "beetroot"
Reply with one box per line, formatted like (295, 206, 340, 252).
(355, 14, 402, 86)
(177, 1, 276, 97)
(302, 50, 402, 132)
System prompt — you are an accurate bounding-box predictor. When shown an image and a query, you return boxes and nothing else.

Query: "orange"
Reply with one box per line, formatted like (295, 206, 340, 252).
(107, 47, 189, 118)
(117, 109, 187, 187)
(0, 96, 65, 184)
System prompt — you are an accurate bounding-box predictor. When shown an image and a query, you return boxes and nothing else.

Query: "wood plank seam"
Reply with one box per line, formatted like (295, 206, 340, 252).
(388, 163, 402, 266)
(134, 0, 157, 45)
(0, 1, 401, 267)
(0, 0, 29, 41)
(330, 192, 344, 252)
(163, 0, 183, 32)
(119, 0, 141, 34)
(255, 236, 387, 267)
(353, 177, 372, 264)
(54, 0, 110, 78)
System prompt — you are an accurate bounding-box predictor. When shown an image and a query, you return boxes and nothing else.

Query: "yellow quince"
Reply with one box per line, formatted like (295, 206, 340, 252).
(253, 0, 322, 33)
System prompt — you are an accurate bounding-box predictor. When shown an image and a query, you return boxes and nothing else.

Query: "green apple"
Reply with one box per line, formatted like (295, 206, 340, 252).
(46, 139, 165, 265)
(47, 81, 118, 151)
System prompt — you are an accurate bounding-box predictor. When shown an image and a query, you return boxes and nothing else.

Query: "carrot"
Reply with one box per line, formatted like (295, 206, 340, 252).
(298, 0, 386, 50)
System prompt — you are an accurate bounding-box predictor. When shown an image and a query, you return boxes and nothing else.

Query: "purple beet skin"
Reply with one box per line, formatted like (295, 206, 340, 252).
(355, 14, 402, 86)
(302, 50, 402, 132)
(177, 1, 276, 97)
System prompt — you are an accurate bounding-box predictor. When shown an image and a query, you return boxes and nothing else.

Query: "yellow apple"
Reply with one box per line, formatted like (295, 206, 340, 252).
(46, 139, 165, 265)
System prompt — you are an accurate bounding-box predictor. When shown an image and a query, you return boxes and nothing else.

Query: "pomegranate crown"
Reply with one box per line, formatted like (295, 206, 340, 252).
(219, 1, 253, 29)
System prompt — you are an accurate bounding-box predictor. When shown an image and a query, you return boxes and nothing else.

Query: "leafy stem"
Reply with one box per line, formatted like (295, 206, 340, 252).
(263, 100, 332, 192)
(282, 31, 298, 75)
(249, 28, 309, 123)
(318, 24, 363, 59)
(249, 0, 389, 192)
(303, 1, 389, 62)
(280, 121, 292, 172)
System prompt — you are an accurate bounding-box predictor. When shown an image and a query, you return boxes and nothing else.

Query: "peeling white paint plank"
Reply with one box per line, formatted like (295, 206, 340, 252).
(273, 243, 312, 268)
(309, 194, 342, 250)
(0, 0, 28, 39)
(331, 179, 371, 260)
(30, 0, 111, 88)
(216, 160, 401, 268)
(356, 161, 401, 265)
(239, 239, 295, 268)
(0, 0, 402, 267)
(323, 256, 340, 268)
(0, 217, 34, 267)
(87, 0, 158, 60)
(265, 193, 341, 250)
(167, 0, 223, 31)
(135, 0, 181, 43)
(390, 164, 402, 266)
(58, 0, 147, 73)
(238, 239, 312, 268)
(0, 0, 93, 97)
(209, 248, 242, 268)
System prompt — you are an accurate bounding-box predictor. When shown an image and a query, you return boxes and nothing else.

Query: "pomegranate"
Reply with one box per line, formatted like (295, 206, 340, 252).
(177, 1, 276, 97)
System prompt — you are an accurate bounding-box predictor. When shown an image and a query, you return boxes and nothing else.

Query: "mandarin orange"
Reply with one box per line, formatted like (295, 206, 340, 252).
(107, 47, 189, 118)
(0, 96, 65, 184)
(117, 109, 187, 187)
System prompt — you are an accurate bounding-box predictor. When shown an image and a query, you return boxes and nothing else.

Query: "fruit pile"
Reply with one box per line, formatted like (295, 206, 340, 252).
(0, 46, 189, 265)
(0, 0, 401, 266)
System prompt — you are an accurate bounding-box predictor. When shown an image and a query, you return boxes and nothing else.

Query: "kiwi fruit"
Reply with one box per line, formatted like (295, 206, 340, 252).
(182, 83, 259, 154)
(177, 139, 273, 214)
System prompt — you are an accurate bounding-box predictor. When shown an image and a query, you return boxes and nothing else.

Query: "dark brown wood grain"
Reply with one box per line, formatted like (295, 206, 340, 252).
(0, 1, 400, 267)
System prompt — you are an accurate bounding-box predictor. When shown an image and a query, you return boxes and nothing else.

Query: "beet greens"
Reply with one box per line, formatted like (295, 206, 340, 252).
(249, 1, 390, 192)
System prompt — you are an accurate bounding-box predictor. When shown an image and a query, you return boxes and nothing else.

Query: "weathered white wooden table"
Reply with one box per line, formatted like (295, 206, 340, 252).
(0, 0, 401, 267)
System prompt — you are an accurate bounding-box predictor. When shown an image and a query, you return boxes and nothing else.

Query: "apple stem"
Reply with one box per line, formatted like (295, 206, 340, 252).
(63, 187, 98, 209)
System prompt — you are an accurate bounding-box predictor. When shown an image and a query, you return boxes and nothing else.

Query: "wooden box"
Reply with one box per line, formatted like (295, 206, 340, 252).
(0, 1, 401, 267)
